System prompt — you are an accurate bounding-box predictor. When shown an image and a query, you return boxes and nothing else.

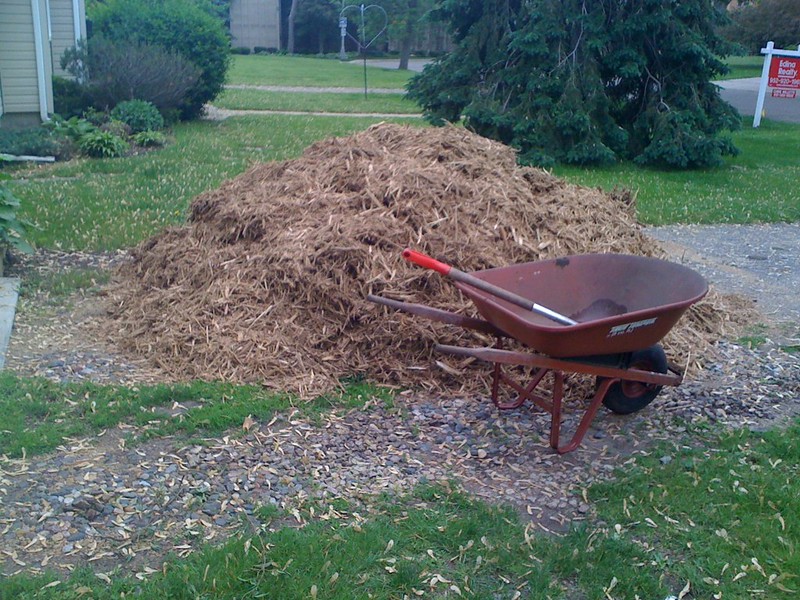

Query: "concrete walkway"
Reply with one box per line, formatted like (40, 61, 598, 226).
(0, 278, 20, 369)
(716, 78, 800, 124)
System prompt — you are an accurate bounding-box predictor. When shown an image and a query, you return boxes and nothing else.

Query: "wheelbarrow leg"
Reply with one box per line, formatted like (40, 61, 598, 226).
(491, 364, 551, 410)
(552, 377, 618, 454)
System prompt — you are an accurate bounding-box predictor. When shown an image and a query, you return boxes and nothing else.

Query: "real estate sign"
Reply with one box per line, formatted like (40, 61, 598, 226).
(768, 57, 800, 89)
(754, 41, 800, 127)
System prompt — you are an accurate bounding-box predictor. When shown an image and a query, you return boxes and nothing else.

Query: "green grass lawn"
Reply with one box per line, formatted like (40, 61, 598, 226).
(553, 119, 800, 225)
(0, 373, 389, 458)
(227, 54, 414, 89)
(215, 88, 420, 114)
(10, 115, 799, 252)
(9, 115, 421, 251)
(720, 55, 765, 80)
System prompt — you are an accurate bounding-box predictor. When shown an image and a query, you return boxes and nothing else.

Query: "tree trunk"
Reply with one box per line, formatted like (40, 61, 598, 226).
(398, 1, 417, 70)
(287, 0, 300, 54)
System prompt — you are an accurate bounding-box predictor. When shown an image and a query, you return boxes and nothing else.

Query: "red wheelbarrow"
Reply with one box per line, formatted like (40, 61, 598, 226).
(368, 250, 708, 453)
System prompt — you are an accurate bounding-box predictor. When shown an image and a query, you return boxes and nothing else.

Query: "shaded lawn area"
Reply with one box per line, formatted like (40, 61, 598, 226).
(214, 88, 420, 114)
(227, 54, 413, 89)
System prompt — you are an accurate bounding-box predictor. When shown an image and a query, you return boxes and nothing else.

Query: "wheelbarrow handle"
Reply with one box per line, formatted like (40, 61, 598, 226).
(402, 248, 577, 327)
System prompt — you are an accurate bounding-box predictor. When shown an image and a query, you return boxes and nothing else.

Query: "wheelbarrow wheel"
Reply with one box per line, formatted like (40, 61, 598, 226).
(599, 345, 668, 415)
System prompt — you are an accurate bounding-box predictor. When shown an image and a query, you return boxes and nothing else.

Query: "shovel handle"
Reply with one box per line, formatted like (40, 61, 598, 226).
(402, 248, 451, 275)
(402, 248, 577, 326)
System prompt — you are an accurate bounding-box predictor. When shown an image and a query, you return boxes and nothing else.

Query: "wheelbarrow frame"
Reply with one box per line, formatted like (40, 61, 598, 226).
(367, 294, 683, 453)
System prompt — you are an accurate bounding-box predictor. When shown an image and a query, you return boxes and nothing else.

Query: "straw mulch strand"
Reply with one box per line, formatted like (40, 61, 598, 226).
(107, 123, 749, 396)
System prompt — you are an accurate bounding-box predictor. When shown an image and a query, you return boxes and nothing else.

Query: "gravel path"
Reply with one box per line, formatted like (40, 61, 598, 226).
(203, 105, 421, 120)
(648, 223, 800, 329)
(3, 339, 798, 577)
(226, 84, 406, 95)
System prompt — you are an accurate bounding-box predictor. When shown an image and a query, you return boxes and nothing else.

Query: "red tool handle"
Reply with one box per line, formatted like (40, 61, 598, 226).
(402, 248, 451, 275)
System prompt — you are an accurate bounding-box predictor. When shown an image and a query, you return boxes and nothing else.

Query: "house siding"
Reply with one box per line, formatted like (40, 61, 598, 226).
(230, 0, 280, 51)
(0, 0, 42, 113)
(50, 0, 86, 77)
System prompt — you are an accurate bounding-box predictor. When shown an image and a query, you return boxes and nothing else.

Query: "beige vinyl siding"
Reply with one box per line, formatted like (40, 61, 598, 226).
(0, 0, 41, 112)
(50, 0, 85, 77)
(230, 0, 281, 51)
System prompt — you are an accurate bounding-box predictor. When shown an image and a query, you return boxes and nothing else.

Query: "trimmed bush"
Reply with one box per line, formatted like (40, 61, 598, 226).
(62, 37, 201, 117)
(111, 100, 165, 134)
(78, 131, 130, 158)
(231, 46, 251, 55)
(91, 0, 230, 120)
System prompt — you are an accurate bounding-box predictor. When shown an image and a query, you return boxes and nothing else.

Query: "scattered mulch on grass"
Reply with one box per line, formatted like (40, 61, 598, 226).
(106, 123, 752, 395)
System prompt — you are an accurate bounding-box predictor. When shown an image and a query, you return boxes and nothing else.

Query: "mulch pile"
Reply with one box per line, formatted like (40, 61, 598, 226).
(106, 123, 749, 395)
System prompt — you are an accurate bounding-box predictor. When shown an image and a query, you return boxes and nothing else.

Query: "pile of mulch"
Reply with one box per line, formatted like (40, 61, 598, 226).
(106, 123, 751, 395)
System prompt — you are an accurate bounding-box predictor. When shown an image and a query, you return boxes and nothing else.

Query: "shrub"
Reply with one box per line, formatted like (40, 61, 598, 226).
(111, 100, 164, 133)
(62, 37, 201, 117)
(0, 128, 61, 158)
(78, 130, 130, 158)
(724, 0, 800, 53)
(132, 130, 167, 147)
(254, 47, 278, 54)
(231, 46, 251, 55)
(100, 120, 133, 138)
(91, 0, 231, 120)
(52, 76, 93, 119)
(81, 108, 110, 127)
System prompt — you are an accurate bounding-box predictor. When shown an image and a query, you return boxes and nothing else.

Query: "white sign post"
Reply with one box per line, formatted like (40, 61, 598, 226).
(753, 41, 800, 127)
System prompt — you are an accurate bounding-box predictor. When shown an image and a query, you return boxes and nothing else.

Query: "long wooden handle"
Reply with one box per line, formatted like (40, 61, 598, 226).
(402, 249, 577, 326)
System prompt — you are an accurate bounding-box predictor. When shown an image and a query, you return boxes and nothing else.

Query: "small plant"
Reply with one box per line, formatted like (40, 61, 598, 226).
(100, 119, 133, 138)
(44, 114, 97, 140)
(82, 107, 111, 126)
(0, 166, 35, 271)
(78, 130, 130, 158)
(111, 99, 164, 134)
(132, 130, 167, 148)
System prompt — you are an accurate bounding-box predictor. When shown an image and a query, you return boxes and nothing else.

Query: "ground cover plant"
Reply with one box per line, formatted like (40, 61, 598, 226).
(3, 420, 798, 598)
(227, 54, 412, 88)
(215, 88, 420, 114)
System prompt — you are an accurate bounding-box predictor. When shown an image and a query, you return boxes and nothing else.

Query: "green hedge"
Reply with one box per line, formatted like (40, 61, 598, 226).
(90, 0, 230, 120)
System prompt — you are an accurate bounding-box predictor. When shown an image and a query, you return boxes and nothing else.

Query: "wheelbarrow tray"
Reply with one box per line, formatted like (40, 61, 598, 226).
(456, 253, 708, 357)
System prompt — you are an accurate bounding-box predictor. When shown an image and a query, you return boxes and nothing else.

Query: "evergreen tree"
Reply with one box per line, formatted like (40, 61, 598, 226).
(407, 0, 741, 168)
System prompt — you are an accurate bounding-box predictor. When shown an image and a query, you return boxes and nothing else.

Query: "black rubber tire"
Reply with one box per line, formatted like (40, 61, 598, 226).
(599, 345, 668, 415)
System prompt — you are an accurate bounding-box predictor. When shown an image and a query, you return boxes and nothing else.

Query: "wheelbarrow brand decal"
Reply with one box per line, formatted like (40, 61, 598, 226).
(607, 317, 657, 337)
